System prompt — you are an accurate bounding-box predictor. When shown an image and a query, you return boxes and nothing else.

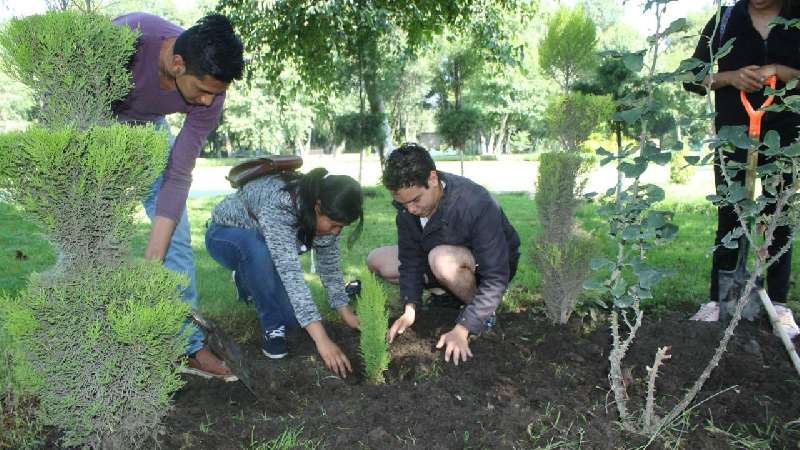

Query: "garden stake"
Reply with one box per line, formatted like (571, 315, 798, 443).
(726, 75, 800, 375)
(191, 312, 267, 402)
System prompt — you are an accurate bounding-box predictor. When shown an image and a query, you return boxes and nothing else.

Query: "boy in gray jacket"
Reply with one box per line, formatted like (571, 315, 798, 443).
(368, 144, 520, 366)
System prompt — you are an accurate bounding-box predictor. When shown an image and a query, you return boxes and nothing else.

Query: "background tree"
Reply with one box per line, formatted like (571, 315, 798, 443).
(217, 0, 527, 165)
(538, 5, 598, 92)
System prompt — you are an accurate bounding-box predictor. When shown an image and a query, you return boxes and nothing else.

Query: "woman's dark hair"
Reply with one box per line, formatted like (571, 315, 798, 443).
(283, 168, 364, 248)
(173, 14, 244, 83)
(382, 142, 437, 191)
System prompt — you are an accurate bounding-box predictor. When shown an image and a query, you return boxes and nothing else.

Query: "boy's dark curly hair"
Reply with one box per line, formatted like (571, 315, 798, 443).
(381, 143, 437, 191)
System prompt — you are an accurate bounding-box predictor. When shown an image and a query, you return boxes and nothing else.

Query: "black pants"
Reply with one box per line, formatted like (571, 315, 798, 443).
(710, 146, 793, 303)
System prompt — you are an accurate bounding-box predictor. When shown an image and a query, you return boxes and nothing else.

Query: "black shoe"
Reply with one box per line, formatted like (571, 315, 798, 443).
(261, 326, 288, 359)
(345, 279, 361, 300)
(426, 291, 463, 309)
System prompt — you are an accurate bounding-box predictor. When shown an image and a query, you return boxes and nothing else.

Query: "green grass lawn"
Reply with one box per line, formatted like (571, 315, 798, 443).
(3, 188, 798, 331)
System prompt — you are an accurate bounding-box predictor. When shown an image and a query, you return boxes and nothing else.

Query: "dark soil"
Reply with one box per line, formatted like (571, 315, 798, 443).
(146, 308, 800, 450)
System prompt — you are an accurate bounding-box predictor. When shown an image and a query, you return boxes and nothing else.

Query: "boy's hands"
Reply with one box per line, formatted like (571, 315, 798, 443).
(436, 324, 472, 366)
(387, 303, 416, 343)
(338, 305, 360, 329)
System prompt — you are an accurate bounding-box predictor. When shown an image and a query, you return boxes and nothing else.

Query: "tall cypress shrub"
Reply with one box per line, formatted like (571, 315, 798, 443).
(0, 11, 189, 449)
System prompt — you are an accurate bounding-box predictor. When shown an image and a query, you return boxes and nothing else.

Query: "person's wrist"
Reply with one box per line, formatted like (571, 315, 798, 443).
(452, 324, 469, 338)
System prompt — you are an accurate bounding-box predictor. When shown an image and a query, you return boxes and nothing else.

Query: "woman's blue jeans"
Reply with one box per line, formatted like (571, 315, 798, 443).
(205, 222, 300, 333)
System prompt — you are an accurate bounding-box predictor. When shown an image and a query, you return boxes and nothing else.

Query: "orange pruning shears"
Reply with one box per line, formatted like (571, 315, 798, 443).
(741, 74, 777, 199)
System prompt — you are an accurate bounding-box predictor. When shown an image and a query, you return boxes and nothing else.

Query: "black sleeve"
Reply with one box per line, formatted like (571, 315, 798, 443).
(683, 15, 720, 96)
(455, 196, 511, 334)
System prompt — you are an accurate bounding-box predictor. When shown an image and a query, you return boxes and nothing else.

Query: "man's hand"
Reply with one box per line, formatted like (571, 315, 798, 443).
(436, 324, 472, 366)
(145, 216, 177, 261)
(387, 303, 416, 343)
(338, 305, 360, 329)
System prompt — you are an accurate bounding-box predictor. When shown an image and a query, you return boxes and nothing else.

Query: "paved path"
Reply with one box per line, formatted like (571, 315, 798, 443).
(190, 154, 716, 200)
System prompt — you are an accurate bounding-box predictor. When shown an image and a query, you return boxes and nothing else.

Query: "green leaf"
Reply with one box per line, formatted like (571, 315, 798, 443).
(717, 125, 751, 149)
(611, 279, 628, 298)
(763, 130, 780, 152)
(662, 18, 689, 36)
(684, 155, 700, 165)
(621, 51, 645, 73)
(615, 107, 644, 124)
(621, 225, 640, 241)
(620, 160, 646, 178)
(717, 37, 736, 59)
(590, 257, 614, 271)
(614, 295, 635, 308)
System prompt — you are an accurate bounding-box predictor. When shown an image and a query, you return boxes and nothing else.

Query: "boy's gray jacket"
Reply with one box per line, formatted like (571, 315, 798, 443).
(210, 175, 349, 327)
(395, 171, 520, 333)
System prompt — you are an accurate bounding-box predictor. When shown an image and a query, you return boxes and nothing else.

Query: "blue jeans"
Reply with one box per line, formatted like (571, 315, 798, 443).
(142, 119, 204, 355)
(205, 222, 300, 333)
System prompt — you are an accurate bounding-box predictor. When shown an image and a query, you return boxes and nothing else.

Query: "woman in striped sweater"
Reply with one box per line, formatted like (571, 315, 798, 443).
(206, 168, 363, 378)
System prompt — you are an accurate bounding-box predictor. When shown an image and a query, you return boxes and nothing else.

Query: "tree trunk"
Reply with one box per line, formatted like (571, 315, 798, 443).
(496, 114, 509, 155)
(364, 69, 392, 168)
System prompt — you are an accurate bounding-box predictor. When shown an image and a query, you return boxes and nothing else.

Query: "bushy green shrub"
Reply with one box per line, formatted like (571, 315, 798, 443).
(4, 262, 189, 449)
(0, 11, 137, 128)
(436, 107, 482, 150)
(0, 11, 187, 449)
(358, 273, 389, 384)
(0, 295, 43, 450)
(0, 125, 167, 277)
(669, 146, 695, 185)
(533, 151, 595, 324)
(333, 112, 388, 152)
(532, 232, 596, 324)
(535, 152, 590, 245)
(544, 92, 614, 151)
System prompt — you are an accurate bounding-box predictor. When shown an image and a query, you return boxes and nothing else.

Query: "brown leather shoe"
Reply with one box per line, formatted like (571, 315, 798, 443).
(181, 347, 238, 382)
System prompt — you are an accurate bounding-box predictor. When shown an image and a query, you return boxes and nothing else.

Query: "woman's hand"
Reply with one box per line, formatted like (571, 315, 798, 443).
(305, 321, 353, 378)
(315, 338, 353, 378)
(338, 305, 360, 329)
(725, 65, 768, 92)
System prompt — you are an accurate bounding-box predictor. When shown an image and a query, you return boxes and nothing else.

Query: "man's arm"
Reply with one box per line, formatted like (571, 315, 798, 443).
(456, 196, 511, 334)
(145, 216, 177, 261)
(147, 96, 225, 258)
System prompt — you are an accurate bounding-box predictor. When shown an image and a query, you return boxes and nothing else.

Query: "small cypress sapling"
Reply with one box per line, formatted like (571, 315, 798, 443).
(358, 273, 389, 384)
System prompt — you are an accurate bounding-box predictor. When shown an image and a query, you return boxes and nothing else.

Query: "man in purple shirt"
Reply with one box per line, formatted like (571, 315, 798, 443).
(113, 12, 244, 380)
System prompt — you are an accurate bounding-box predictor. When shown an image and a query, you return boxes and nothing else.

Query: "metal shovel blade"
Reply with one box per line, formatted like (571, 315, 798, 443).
(717, 267, 763, 324)
(190, 312, 264, 402)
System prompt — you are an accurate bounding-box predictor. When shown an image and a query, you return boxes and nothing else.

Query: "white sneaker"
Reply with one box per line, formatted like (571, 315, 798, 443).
(773, 304, 800, 340)
(690, 302, 720, 322)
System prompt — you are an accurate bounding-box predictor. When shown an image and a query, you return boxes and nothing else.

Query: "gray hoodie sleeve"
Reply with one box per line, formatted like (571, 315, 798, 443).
(313, 235, 350, 310)
(255, 197, 323, 328)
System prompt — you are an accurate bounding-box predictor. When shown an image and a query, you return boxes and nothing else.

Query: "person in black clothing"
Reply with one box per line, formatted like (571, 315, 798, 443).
(367, 144, 521, 366)
(685, 0, 800, 307)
